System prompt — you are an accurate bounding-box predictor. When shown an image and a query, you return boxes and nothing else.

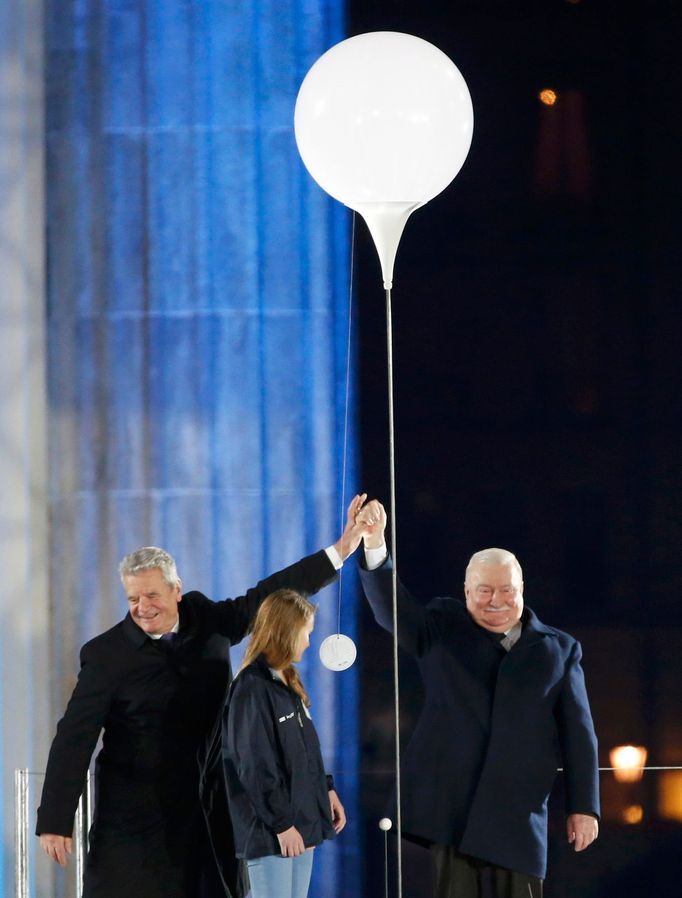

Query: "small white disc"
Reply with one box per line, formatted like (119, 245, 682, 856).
(378, 817, 393, 831)
(319, 634, 357, 671)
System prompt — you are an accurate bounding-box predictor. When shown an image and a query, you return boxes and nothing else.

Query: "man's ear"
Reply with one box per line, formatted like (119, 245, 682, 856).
(176, 580, 183, 602)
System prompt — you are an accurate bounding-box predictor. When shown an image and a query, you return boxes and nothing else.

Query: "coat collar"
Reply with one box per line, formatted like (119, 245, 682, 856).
(122, 612, 148, 648)
(466, 603, 555, 650)
(253, 654, 287, 684)
(515, 606, 556, 649)
(247, 655, 298, 694)
(122, 595, 190, 649)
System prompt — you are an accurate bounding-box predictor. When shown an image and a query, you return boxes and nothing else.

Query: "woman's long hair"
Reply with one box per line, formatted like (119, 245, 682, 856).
(240, 589, 316, 707)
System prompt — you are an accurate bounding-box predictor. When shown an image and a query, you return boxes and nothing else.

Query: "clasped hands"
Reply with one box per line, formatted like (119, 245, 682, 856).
(333, 495, 387, 560)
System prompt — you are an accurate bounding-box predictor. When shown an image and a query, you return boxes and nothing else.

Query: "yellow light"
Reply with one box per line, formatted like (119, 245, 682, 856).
(538, 89, 557, 107)
(658, 771, 682, 822)
(610, 745, 648, 783)
(622, 804, 643, 825)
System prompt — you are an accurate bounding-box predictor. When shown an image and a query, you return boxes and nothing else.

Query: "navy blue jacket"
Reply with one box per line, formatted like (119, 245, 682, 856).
(360, 556, 599, 879)
(223, 656, 335, 860)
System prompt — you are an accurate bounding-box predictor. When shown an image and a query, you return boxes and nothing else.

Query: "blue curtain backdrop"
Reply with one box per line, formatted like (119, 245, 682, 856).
(45, 2, 359, 896)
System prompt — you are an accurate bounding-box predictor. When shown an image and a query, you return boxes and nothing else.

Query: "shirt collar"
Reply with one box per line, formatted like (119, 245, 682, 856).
(123, 611, 181, 648)
(148, 618, 180, 640)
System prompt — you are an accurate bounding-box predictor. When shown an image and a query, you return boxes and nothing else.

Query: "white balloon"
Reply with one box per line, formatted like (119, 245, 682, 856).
(294, 31, 474, 209)
(319, 634, 357, 671)
(295, 32, 474, 287)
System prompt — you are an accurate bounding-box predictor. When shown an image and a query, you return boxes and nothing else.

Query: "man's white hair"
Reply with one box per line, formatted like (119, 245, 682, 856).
(118, 546, 179, 587)
(465, 547, 523, 580)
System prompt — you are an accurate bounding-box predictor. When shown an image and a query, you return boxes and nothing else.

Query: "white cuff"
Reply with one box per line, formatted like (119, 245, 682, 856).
(364, 544, 388, 571)
(324, 545, 343, 570)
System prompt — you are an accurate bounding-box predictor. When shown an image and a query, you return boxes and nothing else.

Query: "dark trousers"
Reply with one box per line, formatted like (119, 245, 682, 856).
(431, 845, 543, 898)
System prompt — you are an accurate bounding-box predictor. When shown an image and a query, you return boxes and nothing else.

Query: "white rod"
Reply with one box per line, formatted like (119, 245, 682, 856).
(75, 769, 92, 895)
(14, 768, 29, 898)
(385, 285, 402, 898)
(87, 769, 94, 837)
(75, 786, 86, 893)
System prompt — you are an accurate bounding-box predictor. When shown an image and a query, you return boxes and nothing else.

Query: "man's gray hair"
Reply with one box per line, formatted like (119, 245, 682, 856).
(118, 547, 179, 587)
(465, 547, 523, 580)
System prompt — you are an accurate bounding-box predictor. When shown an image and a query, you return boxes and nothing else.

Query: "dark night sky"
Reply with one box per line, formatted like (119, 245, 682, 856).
(347, 3, 682, 895)
(349, 0, 682, 618)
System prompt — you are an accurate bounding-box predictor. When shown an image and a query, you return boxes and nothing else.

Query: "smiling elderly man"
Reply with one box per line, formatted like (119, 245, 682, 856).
(358, 499, 599, 898)
(36, 495, 369, 898)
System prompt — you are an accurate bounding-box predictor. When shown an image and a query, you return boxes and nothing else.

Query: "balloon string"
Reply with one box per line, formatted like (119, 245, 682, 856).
(386, 285, 402, 898)
(337, 211, 356, 637)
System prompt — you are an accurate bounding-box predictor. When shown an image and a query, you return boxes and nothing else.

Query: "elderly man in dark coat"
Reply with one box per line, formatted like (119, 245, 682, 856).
(36, 495, 367, 898)
(358, 500, 599, 898)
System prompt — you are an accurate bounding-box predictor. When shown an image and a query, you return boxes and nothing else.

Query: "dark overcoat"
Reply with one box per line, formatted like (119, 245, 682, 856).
(36, 550, 336, 898)
(360, 556, 599, 880)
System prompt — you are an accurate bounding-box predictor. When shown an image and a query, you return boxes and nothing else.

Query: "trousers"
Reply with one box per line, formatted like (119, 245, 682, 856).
(431, 845, 543, 898)
(246, 848, 315, 898)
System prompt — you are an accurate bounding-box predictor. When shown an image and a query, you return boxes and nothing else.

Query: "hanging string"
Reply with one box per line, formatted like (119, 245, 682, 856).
(336, 211, 357, 636)
(385, 285, 403, 898)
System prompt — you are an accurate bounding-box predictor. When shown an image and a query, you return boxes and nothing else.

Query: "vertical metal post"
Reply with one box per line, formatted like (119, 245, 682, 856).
(385, 285, 402, 898)
(14, 768, 29, 898)
(86, 769, 93, 836)
(75, 770, 92, 895)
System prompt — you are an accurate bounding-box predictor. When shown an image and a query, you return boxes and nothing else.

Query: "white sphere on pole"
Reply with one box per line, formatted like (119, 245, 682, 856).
(294, 31, 474, 209)
(294, 31, 474, 288)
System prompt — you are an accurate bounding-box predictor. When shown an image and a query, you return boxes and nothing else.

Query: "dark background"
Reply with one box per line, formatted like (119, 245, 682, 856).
(349, 1, 682, 896)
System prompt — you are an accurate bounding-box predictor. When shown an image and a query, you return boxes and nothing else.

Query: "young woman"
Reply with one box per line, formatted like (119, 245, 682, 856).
(223, 589, 346, 898)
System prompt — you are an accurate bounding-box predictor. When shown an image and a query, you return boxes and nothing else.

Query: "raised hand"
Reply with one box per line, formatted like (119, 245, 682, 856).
(355, 499, 387, 550)
(333, 493, 369, 561)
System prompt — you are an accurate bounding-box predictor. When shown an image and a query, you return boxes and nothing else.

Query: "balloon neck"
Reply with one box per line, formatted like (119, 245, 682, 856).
(353, 202, 420, 290)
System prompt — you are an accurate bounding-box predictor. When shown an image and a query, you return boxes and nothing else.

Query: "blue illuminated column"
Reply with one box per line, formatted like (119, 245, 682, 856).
(0, 0, 51, 894)
(45, 2, 359, 896)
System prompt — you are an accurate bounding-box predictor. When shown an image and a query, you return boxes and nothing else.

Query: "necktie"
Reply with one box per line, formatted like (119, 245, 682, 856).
(489, 631, 512, 652)
(157, 631, 178, 653)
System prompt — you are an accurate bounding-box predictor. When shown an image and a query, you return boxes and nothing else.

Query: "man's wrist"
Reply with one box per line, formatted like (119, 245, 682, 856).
(364, 543, 388, 570)
(325, 545, 343, 570)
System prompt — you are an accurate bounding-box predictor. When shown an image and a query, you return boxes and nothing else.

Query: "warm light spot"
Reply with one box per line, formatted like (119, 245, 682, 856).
(538, 89, 557, 106)
(658, 771, 682, 822)
(622, 804, 643, 824)
(610, 744, 648, 783)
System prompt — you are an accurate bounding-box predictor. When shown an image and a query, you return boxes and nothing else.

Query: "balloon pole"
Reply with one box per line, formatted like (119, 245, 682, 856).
(379, 818, 393, 898)
(294, 32, 474, 898)
(385, 285, 403, 898)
